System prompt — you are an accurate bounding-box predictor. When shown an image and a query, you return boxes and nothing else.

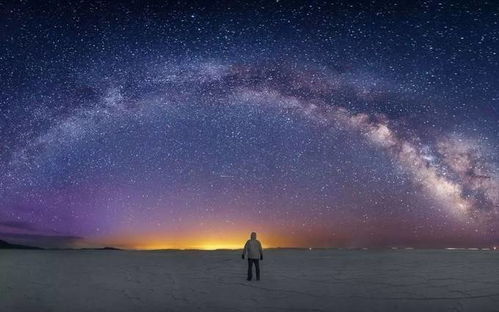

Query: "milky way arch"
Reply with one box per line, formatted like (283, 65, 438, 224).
(1, 60, 498, 247)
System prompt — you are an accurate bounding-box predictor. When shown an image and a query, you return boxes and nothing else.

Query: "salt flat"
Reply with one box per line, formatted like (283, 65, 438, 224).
(1, 249, 499, 312)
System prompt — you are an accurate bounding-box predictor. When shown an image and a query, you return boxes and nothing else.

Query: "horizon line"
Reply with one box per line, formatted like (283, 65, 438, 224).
(2, 238, 499, 251)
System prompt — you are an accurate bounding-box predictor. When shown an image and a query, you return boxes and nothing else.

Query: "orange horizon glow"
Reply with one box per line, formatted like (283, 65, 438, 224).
(71, 218, 334, 250)
(77, 229, 303, 250)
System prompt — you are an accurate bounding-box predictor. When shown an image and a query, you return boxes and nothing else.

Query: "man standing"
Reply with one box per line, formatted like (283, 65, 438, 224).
(242, 232, 263, 281)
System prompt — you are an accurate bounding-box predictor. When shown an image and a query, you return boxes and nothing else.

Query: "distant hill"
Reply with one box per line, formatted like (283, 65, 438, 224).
(79, 246, 122, 251)
(0, 239, 43, 250)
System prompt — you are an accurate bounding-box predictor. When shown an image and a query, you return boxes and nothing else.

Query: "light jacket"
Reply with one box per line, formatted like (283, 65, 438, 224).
(243, 239, 263, 259)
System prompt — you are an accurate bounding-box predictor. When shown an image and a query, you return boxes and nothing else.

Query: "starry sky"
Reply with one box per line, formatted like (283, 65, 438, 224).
(1, 0, 498, 249)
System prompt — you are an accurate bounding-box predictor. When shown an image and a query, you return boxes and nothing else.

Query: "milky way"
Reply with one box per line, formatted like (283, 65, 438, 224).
(0, 1, 498, 249)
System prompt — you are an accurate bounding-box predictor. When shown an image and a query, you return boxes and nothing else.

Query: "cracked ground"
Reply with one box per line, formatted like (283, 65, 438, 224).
(1, 249, 499, 312)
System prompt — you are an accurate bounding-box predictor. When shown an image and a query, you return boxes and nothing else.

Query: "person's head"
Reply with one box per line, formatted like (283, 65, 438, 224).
(250, 232, 257, 240)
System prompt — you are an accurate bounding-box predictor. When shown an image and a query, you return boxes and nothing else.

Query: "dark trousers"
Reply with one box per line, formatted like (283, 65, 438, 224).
(247, 259, 260, 280)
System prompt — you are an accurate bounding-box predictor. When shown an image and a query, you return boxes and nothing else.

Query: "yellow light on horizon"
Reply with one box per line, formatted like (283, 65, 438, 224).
(131, 242, 245, 250)
(194, 243, 244, 250)
(78, 228, 294, 250)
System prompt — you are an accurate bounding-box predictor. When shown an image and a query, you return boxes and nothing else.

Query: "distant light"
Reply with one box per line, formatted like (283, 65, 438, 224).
(309, 247, 312, 251)
(494, 246, 497, 251)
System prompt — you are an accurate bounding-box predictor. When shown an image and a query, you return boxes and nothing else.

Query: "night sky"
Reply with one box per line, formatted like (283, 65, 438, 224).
(1, 0, 498, 249)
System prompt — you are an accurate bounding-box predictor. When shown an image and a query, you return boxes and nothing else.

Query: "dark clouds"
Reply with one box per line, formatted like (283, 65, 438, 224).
(0, 220, 83, 248)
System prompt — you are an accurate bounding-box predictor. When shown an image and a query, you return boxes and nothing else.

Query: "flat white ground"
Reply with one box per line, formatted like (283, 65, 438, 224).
(1, 249, 499, 312)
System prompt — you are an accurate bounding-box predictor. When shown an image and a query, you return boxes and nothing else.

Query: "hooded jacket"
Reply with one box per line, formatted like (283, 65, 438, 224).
(243, 238, 263, 259)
